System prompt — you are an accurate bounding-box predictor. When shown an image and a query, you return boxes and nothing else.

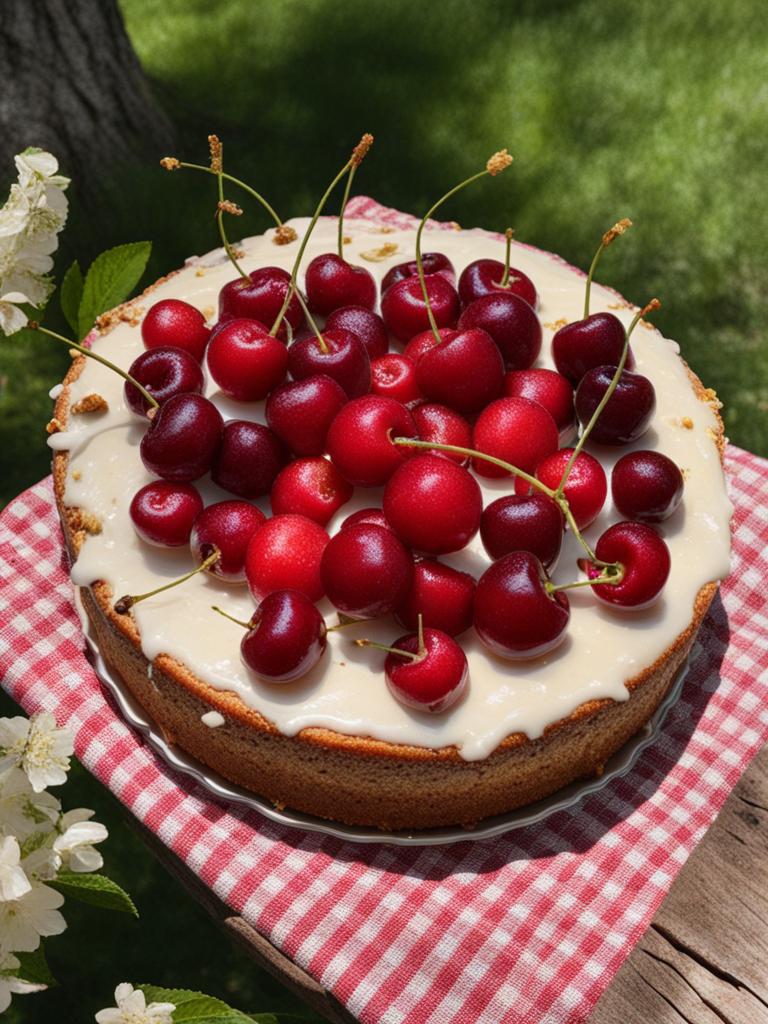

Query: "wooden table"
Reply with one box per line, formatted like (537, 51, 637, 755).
(137, 746, 768, 1024)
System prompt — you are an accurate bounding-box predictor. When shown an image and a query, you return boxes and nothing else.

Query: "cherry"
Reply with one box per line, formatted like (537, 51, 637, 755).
(502, 368, 575, 440)
(236, 590, 327, 683)
(381, 251, 456, 293)
(211, 420, 288, 498)
(411, 403, 472, 465)
(124, 346, 205, 415)
(395, 559, 475, 636)
(382, 627, 467, 713)
(324, 305, 389, 360)
(480, 494, 564, 568)
(415, 327, 504, 414)
(403, 326, 456, 364)
(519, 447, 607, 530)
(288, 328, 371, 398)
(266, 375, 347, 457)
(270, 457, 353, 525)
(383, 454, 481, 554)
(585, 521, 670, 609)
(380, 275, 460, 343)
(321, 522, 413, 617)
(140, 393, 223, 482)
(575, 365, 656, 444)
(142, 299, 211, 362)
(326, 396, 417, 487)
(218, 267, 304, 342)
(340, 507, 391, 532)
(206, 318, 288, 401)
(472, 397, 558, 479)
(457, 292, 541, 370)
(458, 231, 537, 307)
(245, 514, 329, 603)
(305, 253, 376, 315)
(612, 450, 684, 522)
(370, 353, 422, 405)
(129, 481, 204, 548)
(191, 500, 266, 583)
(474, 551, 570, 659)
(552, 312, 635, 386)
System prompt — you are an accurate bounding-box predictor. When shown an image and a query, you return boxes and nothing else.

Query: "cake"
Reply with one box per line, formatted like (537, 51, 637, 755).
(49, 208, 732, 831)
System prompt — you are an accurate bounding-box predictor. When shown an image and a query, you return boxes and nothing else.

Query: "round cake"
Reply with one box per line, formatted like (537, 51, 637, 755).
(49, 209, 732, 831)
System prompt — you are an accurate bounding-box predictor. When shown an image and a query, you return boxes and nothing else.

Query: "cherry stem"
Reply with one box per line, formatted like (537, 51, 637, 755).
(417, 612, 425, 658)
(214, 143, 249, 281)
(175, 162, 284, 229)
(355, 638, 422, 663)
(337, 163, 357, 259)
(499, 227, 514, 288)
(28, 323, 160, 411)
(114, 550, 219, 613)
(293, 289, 328, 353)
(546, 564, 624, 593)
(583, 217, 632, 319)
(211, 605, 251, 629)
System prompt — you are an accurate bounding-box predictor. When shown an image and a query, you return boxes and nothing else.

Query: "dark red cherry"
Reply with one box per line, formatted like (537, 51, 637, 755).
(381, 252, 456, 292)
(403, 326, 456, 364)
(241, 590, 327, 682)
(371, 353, 422, 405)
(211, 420, 288, 498)
(304, 253, 376, 315)
(245, 514, 329, 603)
(383, 454, 481, 555)
(415, 327, 503, 414)
(472, 397, 559, 479)
(575, 365, 656, 445)
(411, 403, 472, 465)
(340, 507, 391, 532)
(270, 457, 353, 526)
(206, 318, 288, 401)
(503, 368, 575, 440)
(586, 521, 670, 608)
(458, 259, 537, 308)
(457, 292, 541, 370)
(124, 346, 204, 415)
(142, 299, 211, 362)
(326, 396, 417, 487)
(611, 450, 684, 522)
(480, 494, 564, 568)
(474, 551, 570, 659)
(129, 481, 204, 547)
(380, 275, 459, 343)
(395, 559, 475, 637)
(324, 305, 389, 360)
(190, 500, 266, 583)
(265, 375, 347, 457)
(520, 448, 607, 530)
(218, 267, 304, 342)
(320, 523, 412, 617)
(140, 394, 223, 482)
(552, 312, 634, 386)
(288, 328, 371, 398)
(384, 629, 467, 713)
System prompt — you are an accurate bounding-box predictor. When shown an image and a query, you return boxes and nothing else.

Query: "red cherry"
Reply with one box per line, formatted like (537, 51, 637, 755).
(140, 394, 223, 482)
(611, 450, 684, 522)
(218, 267, 304, 342)
(474, 551, 570, 659)
(472, 397, 558, 479)
(403, 326, 456, 364)
(520, 448, 607, 530)
(457, 292, 541, 370)
(324, 305, 389, 360)
(395, 559, 475, 636)
(265, 375, 347, 457)
(586, 522, 670, 608)
(321, 523, 413, 617)
(142, 299, 211, 362)
(270, 458, 353, 526)
(480, 494, 564, 568)
(124, 346, 205, 415)
(326, 396, 417, 487)
(288, 328, 371, 398)
(411, 403, 472, 465)
(384, 629, 467, 713)
(552, 312, 635, 386)
(503, 368, 575, 440)
(129, 481, 204, 547)
(206, 318, 288, 402)
(458, 259, 537, 308)
(383, 454, 481, 554)
(381, 252, 456, 292)
(371, 353, 422, 405)
(340, 507, 391, 532)
(211, 420, 288, 499)
(245, 514, 329, 603)
(415, 327, 504, 414)
(190, 500, 266, 583)
(305, 253, 376, 315)
(380, 275, 459, 343)
(241, 590, 327, 682)
(575, 365, 656, 445)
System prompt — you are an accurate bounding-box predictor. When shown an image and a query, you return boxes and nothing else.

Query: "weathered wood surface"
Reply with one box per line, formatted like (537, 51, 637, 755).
(135, 744, 768, 1024)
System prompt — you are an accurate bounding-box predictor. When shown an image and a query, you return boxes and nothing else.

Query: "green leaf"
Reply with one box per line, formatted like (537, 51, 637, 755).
(60, 260, 84, 336)
(49, 871, 138, 917)
(77, 241, 151, 339)
(12, 944, 57, 987)
(138, 987, 256, 1023)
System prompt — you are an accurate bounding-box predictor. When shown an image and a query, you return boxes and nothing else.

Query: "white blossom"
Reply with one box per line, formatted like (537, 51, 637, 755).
(95, 983, 176, 1024)
(0, 713, 74, 792)
(21, 841, 61, 883)
(0, 952, 48, 1014)
(0, 836, 31, 903)
(0, 766, 60, 841)
(54, 808, 108, 873)
(0, 877, 65, 953)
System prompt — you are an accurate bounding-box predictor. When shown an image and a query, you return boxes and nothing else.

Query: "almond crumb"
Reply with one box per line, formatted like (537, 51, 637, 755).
(80, 511, 102, 535)
(702, 387, 723, 410)
(72, 469, 82, 481)
(449, 221, 461, 231)
(71, 393, 109, 415)
(232, 247, 246, 259)
(681, 417, 694, 429)
(195, 268, 207, 277)
(46, 417, 64, 435)
(544, 318, 569, 331)
(375, 225, 396, 234)
(706, 426, 719, 442)
(273, 224, 298, 245)
(343, 235, 352, 245)
(360, 242, 400, 262)
(680, 467, 691, 480)
(202, 306, 215, 321)
(607, 301, 631, 310)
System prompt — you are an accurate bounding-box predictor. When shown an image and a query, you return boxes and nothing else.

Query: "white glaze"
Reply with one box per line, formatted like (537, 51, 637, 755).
(53, 217, 732, 760)
(201, 710, 225, 728)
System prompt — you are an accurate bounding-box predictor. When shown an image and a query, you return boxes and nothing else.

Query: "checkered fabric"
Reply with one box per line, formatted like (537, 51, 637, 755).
(2, 204, 768, 1024)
